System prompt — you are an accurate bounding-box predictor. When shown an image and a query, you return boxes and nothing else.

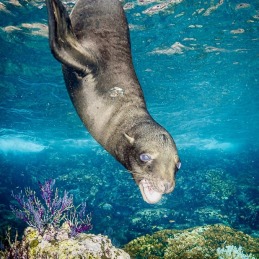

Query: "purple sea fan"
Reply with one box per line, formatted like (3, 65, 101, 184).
(11, 189, 45, 232)
(11, 179, 92, 236)
(38, 179, 55, 210)
(66, 202, 92, 237)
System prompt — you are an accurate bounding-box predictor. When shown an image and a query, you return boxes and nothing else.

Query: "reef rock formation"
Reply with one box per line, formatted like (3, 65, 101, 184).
(5, 225, 130, 258)
(124, 224, 259, 258)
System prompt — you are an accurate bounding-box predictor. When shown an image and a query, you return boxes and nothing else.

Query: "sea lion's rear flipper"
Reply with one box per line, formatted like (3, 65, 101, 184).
(45, 0, 97, 76)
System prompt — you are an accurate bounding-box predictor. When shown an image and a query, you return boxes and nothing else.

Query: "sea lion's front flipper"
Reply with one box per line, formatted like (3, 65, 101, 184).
(45, 0, 97, 76)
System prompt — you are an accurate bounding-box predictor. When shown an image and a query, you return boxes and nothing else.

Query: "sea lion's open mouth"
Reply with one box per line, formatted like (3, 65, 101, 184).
(138, 179, 163, 204)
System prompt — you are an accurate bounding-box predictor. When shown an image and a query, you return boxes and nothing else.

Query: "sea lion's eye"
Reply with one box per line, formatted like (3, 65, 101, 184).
(140, 153, 152, 162)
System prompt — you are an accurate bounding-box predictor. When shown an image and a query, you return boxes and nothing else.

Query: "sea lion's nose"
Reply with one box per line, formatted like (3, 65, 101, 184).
(163, 182, 173, 193)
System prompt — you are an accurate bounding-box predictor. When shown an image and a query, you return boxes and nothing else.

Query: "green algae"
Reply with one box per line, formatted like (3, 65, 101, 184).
(124, 224, 259, 259)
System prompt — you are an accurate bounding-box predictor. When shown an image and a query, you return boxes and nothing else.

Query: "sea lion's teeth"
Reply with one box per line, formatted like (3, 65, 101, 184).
(139, 179, 162, 204)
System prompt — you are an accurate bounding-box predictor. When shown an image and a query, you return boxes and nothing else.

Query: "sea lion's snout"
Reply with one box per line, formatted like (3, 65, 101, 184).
(138, 164, 180, 204)
(138, 175, 176, 204)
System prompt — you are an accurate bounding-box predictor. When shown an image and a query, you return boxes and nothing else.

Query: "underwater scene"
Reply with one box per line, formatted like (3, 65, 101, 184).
(0, 0, 259, 257)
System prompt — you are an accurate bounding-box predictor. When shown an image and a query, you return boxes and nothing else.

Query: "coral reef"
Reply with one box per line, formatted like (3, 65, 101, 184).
(2, 225, 130, 258)
(124, 224, 259, 258)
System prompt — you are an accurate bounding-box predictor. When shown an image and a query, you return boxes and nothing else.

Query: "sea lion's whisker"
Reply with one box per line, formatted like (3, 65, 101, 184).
(124, 170, 143, 177)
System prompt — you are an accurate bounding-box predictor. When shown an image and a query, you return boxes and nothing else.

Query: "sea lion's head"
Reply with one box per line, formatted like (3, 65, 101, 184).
(123, 124, 181, 204)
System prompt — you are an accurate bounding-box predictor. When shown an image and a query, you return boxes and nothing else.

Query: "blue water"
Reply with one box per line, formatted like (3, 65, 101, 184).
(0, 0, 258, 246)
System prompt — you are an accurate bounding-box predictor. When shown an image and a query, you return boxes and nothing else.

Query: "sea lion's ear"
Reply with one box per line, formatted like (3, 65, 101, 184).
(124, 133, 135, 145)
(46, 0, 98, 76)
(174, 154, 181, 169)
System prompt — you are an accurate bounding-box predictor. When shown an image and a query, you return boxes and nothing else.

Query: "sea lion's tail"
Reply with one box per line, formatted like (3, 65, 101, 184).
(45, 0, 98, 76)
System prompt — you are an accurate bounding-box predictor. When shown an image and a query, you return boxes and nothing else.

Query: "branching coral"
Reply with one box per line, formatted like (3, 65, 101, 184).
(217, 245, 256, 259)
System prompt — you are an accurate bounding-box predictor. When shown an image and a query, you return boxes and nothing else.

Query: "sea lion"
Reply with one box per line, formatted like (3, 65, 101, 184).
(45, 0, 181, 204)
